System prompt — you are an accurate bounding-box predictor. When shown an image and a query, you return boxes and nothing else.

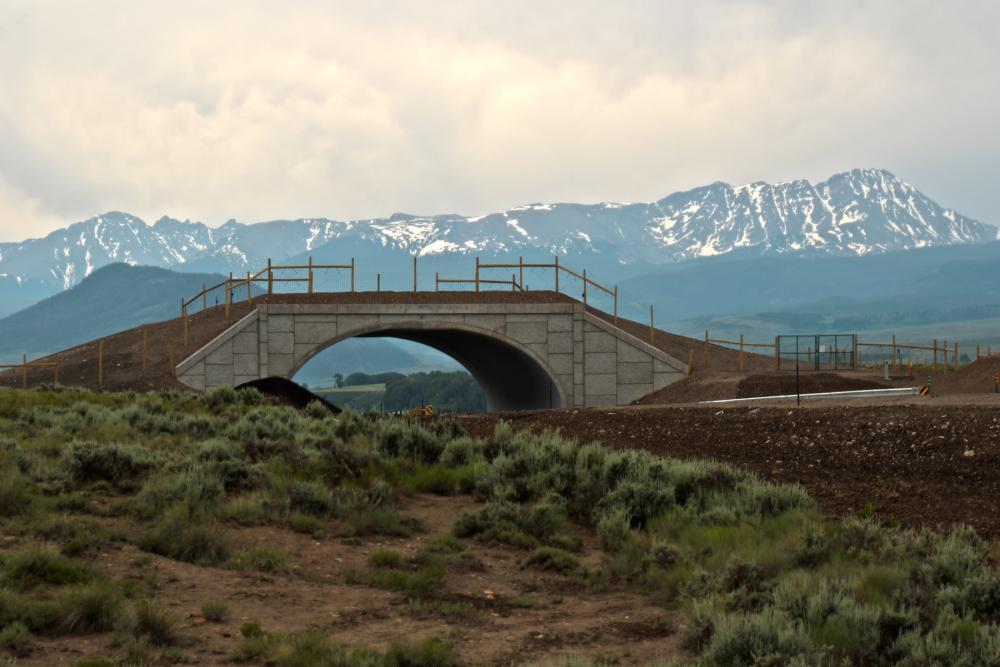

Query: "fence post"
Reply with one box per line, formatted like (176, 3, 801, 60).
(554, 256, 559, 292)
(582, 269, 588, 305)
(377, 273, 381, 292)
(202, 284, 207, 310)
(933, 339, 937, 374)
(613, 286, 619, 324)
(182, 300, 188, 349)
(891, 335, 897, 373)
(143, 329, 148, 373)
(475, 256, 480, 292)
(244, 272, 250, 305)
(519, 256, 523, 290)
(98, 340, 104, 388)
(435, 272, 439, 292)
(954, 342, 959, 368)
(943, 339, 948, 375)
(308, 257, 314, 294)
(225, 273, 231, 321)
(413, 255, 417, 292)
(21, 353, 27, 390)
(511, 274, 516, 291)
(739, 334, 745, 372)
(350, 257, 356, 292)
(704, 330, 709, 369)
(267, 258, 273, 295)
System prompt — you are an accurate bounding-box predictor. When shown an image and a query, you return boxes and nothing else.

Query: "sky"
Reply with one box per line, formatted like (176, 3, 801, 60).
(1, 0, 998, 242)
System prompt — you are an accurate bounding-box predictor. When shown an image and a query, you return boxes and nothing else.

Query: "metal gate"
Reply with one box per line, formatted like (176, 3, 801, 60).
(776, 334, 857, 371)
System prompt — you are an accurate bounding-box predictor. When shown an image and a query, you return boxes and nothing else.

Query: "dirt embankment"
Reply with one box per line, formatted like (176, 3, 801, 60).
(459, 404, 1000, 538)
(933, 356, 1000, 396)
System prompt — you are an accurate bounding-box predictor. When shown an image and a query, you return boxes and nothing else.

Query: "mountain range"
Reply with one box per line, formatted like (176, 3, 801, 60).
(0, 168, 995, 318)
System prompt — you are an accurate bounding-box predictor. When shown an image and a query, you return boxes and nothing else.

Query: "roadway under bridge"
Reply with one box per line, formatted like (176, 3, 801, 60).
(174, 293, 687, 411)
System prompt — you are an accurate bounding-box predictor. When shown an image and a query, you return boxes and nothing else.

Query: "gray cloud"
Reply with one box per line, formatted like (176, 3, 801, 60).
(0, 0, 998, 241)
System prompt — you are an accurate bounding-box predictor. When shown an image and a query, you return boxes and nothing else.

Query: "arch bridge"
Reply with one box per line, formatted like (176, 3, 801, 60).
(175, 294, 685, 410)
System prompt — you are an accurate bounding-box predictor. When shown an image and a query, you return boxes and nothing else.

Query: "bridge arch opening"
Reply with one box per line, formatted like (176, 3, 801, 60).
(289, 323, 567, 412)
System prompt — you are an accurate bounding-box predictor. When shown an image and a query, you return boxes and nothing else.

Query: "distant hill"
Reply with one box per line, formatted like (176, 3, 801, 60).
(0, 264, 226, 363)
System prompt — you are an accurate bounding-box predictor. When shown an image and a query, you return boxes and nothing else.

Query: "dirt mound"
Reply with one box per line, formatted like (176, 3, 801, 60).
(236, 376, 341, 414)
(632, 372, 744, 404)
(737, 372, 890, 398)
(933, 356, 1000, 395)
(459, 403, 1000, 538)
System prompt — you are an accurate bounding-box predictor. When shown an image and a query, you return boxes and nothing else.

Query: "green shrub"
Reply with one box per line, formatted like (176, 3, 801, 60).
(371, 564, 445, 599)
(62, 441, 160, 489)
(338, 507, 413, 538)
(138, 508, 232, 565)
(237, 387, 265, 406)
(700, 608, 812, 665)
(289, 511, 326, 537)
(373, 419, 446, 464)
(368, 549, 406, 569)
(121, 599, 179, 646)
(0, 542, 94, 590)
(227, 547, 288, 573)
(288, 479, 335, 516)
(201, 601, 228, 622)
(203, 385, 238, 409)
(57, 583, 122, 633)
(523, 547, 581, 575)
(0, 467, 32, 516)
(439, 437, 484, 467)
(0, 620, 30, 655)
(385, 637, 460, 667)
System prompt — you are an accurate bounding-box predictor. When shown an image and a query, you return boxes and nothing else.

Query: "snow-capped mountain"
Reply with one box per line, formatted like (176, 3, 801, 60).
(0, 169, 995, 315)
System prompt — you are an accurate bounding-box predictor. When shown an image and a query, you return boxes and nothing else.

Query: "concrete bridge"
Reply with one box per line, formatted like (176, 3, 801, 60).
(175, 293, 686, 410)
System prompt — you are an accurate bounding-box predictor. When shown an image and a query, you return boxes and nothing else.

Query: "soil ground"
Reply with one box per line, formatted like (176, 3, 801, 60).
(458, 403, 1000, 539)
(5, 495, 681, 667)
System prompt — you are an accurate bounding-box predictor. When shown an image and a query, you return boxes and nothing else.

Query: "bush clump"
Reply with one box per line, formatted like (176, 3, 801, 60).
(62, 441, 161, 489)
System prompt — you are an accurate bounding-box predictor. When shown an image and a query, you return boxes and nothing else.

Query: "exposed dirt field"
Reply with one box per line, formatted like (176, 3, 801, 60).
(934, 355, 1000, 395)
(458, 404, 1000, 538)
(735, 372, 890, 398)
(634, 370, 896, 405)
(4, 495, 680, 667)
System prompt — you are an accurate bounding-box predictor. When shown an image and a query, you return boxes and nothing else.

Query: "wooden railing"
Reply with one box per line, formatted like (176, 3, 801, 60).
(436, 256, 621, 321)
(856, 337, 957, 374)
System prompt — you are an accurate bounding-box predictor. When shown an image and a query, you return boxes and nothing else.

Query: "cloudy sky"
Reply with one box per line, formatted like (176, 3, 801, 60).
(1, 0, 998, 241)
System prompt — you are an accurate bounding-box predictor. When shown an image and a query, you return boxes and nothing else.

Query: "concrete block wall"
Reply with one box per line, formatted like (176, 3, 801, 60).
(176, 301, 686, 409)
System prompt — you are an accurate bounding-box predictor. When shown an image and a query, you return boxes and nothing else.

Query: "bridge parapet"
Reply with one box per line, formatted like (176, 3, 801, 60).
(176, 299, 684, 410)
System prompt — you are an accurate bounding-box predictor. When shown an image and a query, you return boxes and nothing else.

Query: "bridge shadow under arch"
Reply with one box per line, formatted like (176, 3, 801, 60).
(289, 322, 566, 412)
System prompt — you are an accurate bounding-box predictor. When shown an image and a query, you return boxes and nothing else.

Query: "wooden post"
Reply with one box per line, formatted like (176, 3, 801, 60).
(267, 258, 273, 295)
(435, 272, 439, 292)
(413, 255, 417, 292)
(225, 273, 231, 320)
(943, 339, 948, 374)
(21, 353, 27, 390)
(308, 257, 314, 294)
(351, 257, 355, 292)
(246, 272, 252, 305)
(933, 339, 937, 374)
(98, 340, 104, 388)
(649, 305, 654, 344)
(143, 330, 148, 373)
(202, 284, 207, 310)
(739, 334, 745, 372)
(582, 269, 588, 305)
(687, 349, 694, 375)
(182, 300, 188, 349)
(704, 330, 709, 369)
(613, 286, 619, 324)
(475, 256, 480, 292)
(377, 273, 381, 292)
(775, 336, 781, 372)
(554, 256, 559, 292)
(954, 342, 959, 368)
(891, 335, 897, 373)
(511, 274, 516, 291)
